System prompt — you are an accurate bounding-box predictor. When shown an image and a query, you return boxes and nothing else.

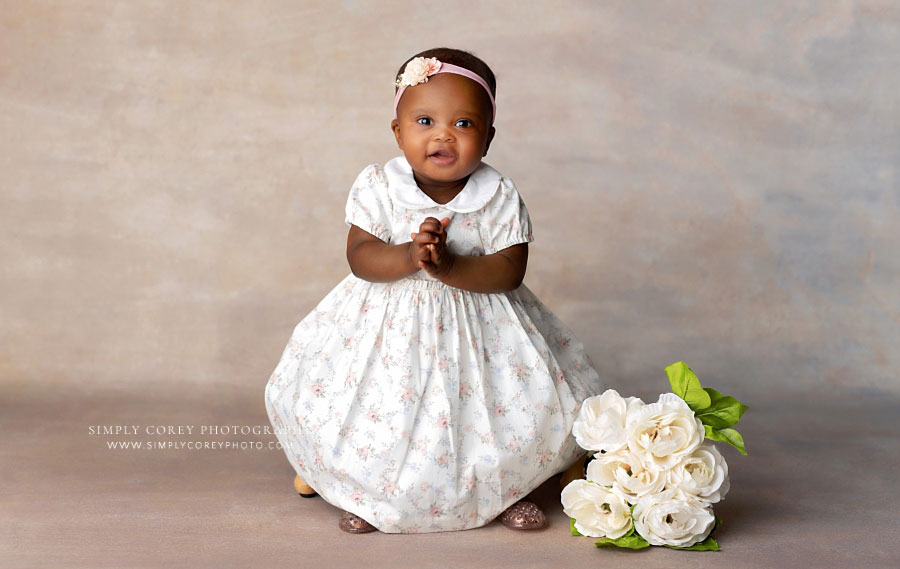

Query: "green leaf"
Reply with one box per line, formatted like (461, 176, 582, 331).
(695, 395, 748, 429)
(704, 387, 726, 404)
(704, 425, 747, 455)
(595, 532, 651, 550)
(666, 535, 720, 551)
(570, 517, 583, 536)
(665, 362, 711, 411)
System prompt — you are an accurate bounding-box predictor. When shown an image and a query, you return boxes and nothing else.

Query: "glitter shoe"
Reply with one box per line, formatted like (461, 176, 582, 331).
(339, 510, 378, 534)
(498, 501, 547, 530)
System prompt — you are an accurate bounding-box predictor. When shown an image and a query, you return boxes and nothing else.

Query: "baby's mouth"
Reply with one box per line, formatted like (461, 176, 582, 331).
(428, 149, 456, 165)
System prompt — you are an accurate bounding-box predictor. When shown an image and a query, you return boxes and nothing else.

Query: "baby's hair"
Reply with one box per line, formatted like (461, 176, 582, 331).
(394, 47, 496, 99)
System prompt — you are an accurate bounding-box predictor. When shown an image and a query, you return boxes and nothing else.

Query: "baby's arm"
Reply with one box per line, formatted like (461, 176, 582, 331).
(412, 217, 528, 293)
(431, 243, 528, 293)
(346, 224, 431, 282)
(347, 219, 528, 291)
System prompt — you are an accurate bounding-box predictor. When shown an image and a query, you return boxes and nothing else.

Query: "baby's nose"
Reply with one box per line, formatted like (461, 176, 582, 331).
(433, 125, 454, 142)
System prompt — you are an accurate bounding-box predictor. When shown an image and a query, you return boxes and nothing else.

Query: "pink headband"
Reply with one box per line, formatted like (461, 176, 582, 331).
(393, 57, 496, 124)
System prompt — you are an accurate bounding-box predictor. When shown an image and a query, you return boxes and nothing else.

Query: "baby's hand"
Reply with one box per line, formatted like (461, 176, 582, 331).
(409, 217, 454, 277)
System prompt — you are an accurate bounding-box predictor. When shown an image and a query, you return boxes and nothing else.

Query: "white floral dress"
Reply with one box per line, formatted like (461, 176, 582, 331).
(265, 156, 603, 533)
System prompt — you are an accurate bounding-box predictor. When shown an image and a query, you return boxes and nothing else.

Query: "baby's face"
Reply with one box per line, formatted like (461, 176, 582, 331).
(391, 73, 495, 188)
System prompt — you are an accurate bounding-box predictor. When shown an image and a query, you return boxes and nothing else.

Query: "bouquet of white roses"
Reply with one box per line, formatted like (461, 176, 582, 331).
(562, 362, 747, 550)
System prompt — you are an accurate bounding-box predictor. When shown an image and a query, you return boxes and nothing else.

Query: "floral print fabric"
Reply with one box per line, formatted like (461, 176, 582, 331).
(265, 158, 603, 533)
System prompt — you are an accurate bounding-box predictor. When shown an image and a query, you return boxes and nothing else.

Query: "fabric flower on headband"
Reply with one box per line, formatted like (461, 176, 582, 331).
(395, 57, 442, 88)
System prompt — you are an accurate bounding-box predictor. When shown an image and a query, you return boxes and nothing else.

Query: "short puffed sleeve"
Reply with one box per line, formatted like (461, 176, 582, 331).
(344, 164, 393, 243)
(480, 177, 534, 254)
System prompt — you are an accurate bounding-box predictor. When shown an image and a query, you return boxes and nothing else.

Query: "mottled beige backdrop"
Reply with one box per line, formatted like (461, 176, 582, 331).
(2, 2, 899, 568)
(3, 1, 898, 397)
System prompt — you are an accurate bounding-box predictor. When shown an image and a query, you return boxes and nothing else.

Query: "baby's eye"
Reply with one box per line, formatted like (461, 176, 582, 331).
(416, 117, 433, 126)
(455, 119, 473, 128)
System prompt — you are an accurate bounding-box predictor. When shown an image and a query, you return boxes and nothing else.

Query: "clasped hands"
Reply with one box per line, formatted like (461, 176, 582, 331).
(409, 216, 454, 278)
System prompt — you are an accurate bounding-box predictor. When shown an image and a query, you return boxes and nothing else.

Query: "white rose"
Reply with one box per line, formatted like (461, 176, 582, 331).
(561, 479, 633, 539)
(572, 390, 644, 453)
(667, 443, 730, 503)
(633, 489, 716, 547)
(627, 393, 703, 470)
(586, 451, 665, 504)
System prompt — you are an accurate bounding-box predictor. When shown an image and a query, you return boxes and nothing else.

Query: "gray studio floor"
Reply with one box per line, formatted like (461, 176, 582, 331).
(3, 380, 897, 569)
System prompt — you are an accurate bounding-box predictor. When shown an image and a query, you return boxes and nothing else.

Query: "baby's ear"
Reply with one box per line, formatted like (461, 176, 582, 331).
(391, 119, 403, 149)
(483, 126, 496, 157)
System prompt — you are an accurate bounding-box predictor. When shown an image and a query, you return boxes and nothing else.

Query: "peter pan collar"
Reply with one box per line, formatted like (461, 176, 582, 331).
(384, 156, 502, 213)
